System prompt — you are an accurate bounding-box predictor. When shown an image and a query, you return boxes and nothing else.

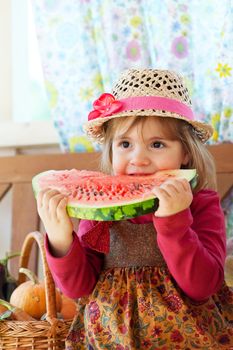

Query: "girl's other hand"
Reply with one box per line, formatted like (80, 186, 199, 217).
(36, 189, 74, 256)
(152, 178, 193, 217)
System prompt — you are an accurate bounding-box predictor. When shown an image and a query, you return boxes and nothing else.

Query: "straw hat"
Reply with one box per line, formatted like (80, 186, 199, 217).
(83, 69, 213, 143)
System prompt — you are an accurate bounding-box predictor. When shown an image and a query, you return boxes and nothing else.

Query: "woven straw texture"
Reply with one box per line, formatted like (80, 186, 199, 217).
(84, 69, 213, 143)
(0, 231, 72, 350)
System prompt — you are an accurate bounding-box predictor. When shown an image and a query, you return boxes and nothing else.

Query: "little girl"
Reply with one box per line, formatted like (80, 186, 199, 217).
(37, 69, 233, 349)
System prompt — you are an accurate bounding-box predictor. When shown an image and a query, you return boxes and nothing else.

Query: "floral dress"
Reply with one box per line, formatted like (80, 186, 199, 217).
(65, 221, 233, 350)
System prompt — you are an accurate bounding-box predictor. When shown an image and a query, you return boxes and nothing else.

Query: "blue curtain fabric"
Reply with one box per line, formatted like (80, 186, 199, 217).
(32, 0, 233, 152)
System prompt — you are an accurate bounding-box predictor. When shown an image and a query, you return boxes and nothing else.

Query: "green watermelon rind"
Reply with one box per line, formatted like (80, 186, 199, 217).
(66, 198, 159, 221)
(32, 168, 197, 221)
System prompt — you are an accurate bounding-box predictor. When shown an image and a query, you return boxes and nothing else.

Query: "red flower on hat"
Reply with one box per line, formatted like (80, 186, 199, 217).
(88, 93, 123, 121)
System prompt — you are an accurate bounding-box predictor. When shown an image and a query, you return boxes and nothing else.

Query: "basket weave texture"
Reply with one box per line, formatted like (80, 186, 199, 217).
(0, 231, 72, 350)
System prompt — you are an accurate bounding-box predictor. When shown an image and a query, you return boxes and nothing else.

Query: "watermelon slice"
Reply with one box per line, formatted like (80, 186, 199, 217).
(32, 169, 197, 221)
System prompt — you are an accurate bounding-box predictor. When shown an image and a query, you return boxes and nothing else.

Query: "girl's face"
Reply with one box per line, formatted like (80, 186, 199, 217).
(111, 116, 189, 175)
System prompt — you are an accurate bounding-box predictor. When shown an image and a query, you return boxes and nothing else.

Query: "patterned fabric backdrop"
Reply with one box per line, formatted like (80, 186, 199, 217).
(32, 0, 233, 152)
(32, 0, 233, 235)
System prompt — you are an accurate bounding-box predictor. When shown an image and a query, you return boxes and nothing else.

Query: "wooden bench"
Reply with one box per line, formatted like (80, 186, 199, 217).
(0, 144, 232, 278)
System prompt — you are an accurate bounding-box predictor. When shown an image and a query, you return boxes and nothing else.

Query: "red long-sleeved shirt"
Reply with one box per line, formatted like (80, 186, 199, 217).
(45, 189, 226, 301)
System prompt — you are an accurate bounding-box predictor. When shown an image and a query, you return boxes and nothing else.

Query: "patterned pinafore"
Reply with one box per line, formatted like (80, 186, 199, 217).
(66, 221, 233, 350)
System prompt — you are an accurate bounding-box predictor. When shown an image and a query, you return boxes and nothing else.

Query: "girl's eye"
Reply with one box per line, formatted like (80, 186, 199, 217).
(120, 141, 130, 148)
(152, 141, 164, 148)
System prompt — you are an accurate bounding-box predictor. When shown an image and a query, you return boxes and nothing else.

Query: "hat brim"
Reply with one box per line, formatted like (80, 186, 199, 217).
(83, 109, 214, 144)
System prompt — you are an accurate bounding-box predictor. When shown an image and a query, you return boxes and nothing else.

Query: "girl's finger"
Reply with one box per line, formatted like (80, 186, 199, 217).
(161, 178, 190, 193)
(180, 178, 191, 191)
(56, 197, 68, 217)
(48, 193, 67, 214)
(37, 189, 53, 209)
(41, 189, 61, 207)
(172, 178, 191, 193)
(152, 186, 171, 199)
(160, 182, 180, 196)
(37, 190, 44, 208)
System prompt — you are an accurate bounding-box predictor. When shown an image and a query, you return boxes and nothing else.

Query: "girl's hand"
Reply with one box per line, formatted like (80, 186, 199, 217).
(152, 178, 193, 217)
(36, 189, 74, 256)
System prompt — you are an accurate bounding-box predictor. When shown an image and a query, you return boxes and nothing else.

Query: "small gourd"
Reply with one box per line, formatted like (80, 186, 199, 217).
(225, 255, 233, 287)
(0, 298, 35, 320)
(10, 267, 61, 319)
(0, 301, 8, 315)
(60, 294, 77, 319)
(0, 252, 20, 301)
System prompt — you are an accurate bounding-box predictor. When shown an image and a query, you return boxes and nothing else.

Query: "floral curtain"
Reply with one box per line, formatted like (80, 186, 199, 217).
(32, 0, 233, 153)
(32, 0, 233, 237)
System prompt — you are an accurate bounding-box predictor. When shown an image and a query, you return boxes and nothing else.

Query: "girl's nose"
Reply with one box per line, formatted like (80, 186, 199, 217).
(130, 149, 150, 167)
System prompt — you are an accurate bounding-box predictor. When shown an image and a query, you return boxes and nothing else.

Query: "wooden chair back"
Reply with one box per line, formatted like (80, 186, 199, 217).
(0, 144, 232, 277)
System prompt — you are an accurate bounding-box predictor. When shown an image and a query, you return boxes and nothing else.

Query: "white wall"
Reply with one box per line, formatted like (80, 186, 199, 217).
(0, 0, 60, 155)
(0, 1, 60, 278)
(0, 0, 12, 121)
(0, 0, 12, 251)
(0, 191, 12, 261)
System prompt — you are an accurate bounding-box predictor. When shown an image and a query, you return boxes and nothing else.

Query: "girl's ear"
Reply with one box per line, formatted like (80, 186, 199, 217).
(182, 152, 190, 166)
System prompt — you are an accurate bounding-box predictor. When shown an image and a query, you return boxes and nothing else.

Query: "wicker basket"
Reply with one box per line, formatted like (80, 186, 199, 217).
(0, 231, 72, 350)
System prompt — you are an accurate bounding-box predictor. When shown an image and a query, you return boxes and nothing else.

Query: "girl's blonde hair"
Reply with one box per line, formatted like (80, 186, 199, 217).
(100, 116, 216, 192)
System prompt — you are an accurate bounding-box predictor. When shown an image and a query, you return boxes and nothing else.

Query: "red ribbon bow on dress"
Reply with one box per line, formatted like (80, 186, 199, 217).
(82, 222, 112, 254)
(88, 93, 123, 121)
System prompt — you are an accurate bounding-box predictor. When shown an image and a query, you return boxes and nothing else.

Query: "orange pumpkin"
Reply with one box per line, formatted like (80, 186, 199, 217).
(60, 294, 77, 319)
(10, 267, 61, 319)
(0, 303, 8, 314)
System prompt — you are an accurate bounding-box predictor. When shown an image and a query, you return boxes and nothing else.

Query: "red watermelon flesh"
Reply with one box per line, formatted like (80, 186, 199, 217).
(33, 169, 196, 208)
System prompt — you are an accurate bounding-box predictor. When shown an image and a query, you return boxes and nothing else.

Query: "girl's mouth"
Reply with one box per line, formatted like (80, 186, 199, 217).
(128, 173, 154, 176)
